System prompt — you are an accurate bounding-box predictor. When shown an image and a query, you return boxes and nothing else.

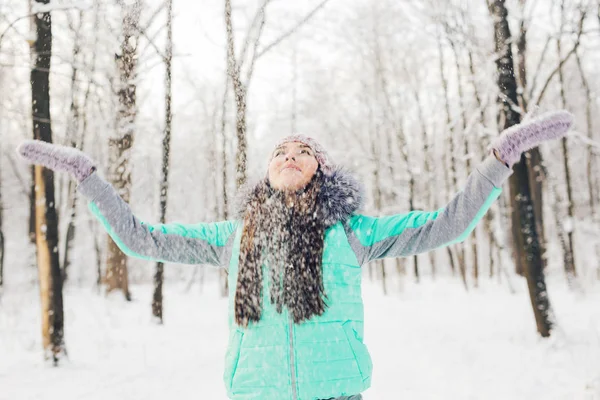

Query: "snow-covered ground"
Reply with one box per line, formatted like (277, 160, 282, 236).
(1, 276, 599, 400)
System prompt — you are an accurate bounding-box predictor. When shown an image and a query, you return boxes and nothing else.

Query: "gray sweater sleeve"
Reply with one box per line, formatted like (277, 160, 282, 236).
(344, 155, 513, 265)
(77, 172, 238, 267)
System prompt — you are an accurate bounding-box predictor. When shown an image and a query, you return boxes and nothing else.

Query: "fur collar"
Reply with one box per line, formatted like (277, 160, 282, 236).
(236, 167, 364, 227)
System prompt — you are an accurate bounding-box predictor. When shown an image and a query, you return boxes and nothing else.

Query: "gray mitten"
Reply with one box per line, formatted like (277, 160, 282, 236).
(17, 140, 96, 183)
(490, 110, 574, 167)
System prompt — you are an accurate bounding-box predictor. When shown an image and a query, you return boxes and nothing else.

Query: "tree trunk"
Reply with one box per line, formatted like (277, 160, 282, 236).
(411, 83, 436, 279)
(397, 123, 418, 283)
(574, 52, 596, 217)
(29, 167, 36, 244)
(153, 0, 173, 323)
(372, 26, 419, 284)
(385, 126, 407, 282)
(574, 51, 600, 277)
(106, 1, 141, 300)
(449, 38, 479, 288)
(468, 47, 499, 280)
(516, 0, 528, 112)
(62, 181, 77, 284)
(556, 0, 577, 283)
(220, 75, 230, 220)
(31, 1, 66, 362)
(490, 0, 552, 337)
(445, 77, 467, 286)
(0, 65, 3, 288)
(0, 149, 3, 288)
(61, 11, 83, 284)
(219, 74, 230, 297)
(515, 0, 548, 275)
(28, 0, 36, 247)
(88, 219, 103, 290)
(370, 127, 387, 294)
(224, 0, 248, 188)
(81, 2, 102, 291)
(436, 29, 462, 283)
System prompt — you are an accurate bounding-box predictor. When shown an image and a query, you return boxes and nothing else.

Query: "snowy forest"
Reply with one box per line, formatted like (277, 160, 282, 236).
(1, 0, 599, 398)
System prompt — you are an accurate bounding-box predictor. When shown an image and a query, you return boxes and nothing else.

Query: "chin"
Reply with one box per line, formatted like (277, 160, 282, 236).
(278, 179, 305, 191)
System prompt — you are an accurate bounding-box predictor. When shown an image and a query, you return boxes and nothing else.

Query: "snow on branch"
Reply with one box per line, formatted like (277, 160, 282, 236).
(568, 130, 600, 153)
(31, 0, 93, 14)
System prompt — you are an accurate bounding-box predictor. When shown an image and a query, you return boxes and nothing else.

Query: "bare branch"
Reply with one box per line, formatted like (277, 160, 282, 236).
(244, 5, 267, 84)
(134, 24, 167, 61)
(2, 148, 30, 201)
(532, 9, 586, 105)
(141, 2, 167, 32)
(140, 24, 167, 58)
(527, 35, 553, 101)
(225, 0, 240, 80)
(1, 0, 91, 40)
(238, 0, 271, 72)
(568, 130, 600, 154)
(256, 0, 331, 59)
(0, 15, 30, 48)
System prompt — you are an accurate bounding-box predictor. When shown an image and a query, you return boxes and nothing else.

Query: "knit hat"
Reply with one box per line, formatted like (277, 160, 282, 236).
(271, 135, 333, 175)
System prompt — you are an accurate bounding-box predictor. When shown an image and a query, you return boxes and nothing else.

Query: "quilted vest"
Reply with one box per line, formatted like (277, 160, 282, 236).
(223, 222, 372, 400)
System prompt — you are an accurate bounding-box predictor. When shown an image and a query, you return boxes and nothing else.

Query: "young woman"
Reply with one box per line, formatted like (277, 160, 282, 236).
(17, 110, 573, 400)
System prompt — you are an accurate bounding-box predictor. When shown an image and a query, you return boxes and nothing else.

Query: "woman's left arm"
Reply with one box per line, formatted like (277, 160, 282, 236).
(344, 109, 574, 265)
(344, 154, 511, 264)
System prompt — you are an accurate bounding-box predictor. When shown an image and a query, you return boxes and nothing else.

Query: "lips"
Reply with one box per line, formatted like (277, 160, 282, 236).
(281, 164, 301, 172)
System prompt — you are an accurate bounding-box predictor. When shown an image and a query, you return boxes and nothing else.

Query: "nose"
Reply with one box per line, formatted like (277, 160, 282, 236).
(285, 152, 296, 161)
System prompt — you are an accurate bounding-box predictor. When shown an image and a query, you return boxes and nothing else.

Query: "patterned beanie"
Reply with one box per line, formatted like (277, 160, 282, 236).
(271, 134, 333, 175)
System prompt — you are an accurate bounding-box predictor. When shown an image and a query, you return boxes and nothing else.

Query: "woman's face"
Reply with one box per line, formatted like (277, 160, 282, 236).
(268, 141, 319, 191)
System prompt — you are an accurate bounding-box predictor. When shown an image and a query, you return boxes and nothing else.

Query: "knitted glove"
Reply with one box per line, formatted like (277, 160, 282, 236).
(16, 140, 96, 183)
(490, 110, 574, 168)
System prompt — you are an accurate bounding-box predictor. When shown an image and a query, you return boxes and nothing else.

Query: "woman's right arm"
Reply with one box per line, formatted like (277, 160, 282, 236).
(77, 171, 238, 267)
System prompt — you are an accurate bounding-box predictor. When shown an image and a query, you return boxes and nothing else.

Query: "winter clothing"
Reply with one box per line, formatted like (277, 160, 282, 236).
(74, 153, 512, 400)
(15, 111, 572, 400)
(17, 140, 96, 182)
(490, 110, 573, 167)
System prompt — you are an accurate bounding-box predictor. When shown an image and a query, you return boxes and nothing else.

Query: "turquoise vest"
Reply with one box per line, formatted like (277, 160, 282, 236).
(223, 222, 372, 400)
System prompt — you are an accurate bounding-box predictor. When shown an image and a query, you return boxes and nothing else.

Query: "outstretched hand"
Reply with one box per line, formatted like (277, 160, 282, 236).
(490, 110, 574, 168)
(16, 140, 96, 183)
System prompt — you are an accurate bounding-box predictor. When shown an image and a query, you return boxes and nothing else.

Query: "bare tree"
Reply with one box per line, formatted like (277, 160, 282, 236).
(446, 28, 481, 287)
(574, 44, 600, 279)
(489, 0, 552, 337)
(224, 0, 267, 188)
(153, 0, 173, 323)
(369, 125, 387, 293)
(464, 42, 501, 279)
(30, 0, 66, 362)
(0, 48, 4, 288)
(574, 50, 595, 217)
(516, 0, 548, 276)
(0, 143, 4, 289)
(436, 27, 467, 289)
(224, 0, 331, 187)
(105, 0, 142, 300)
(555, 0, 579, 284)
(60, 10, 84, 284)
(219, 72, 230, 296)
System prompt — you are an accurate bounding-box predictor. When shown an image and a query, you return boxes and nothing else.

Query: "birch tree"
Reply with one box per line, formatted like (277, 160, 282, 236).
(105, 0, 142, 300)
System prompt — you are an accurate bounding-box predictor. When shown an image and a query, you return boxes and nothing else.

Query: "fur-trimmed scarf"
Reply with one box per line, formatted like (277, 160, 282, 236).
(234, 167, 363, 327)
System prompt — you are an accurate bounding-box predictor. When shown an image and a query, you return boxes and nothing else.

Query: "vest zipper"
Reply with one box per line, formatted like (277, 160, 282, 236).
(289, 316, 297, 400)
